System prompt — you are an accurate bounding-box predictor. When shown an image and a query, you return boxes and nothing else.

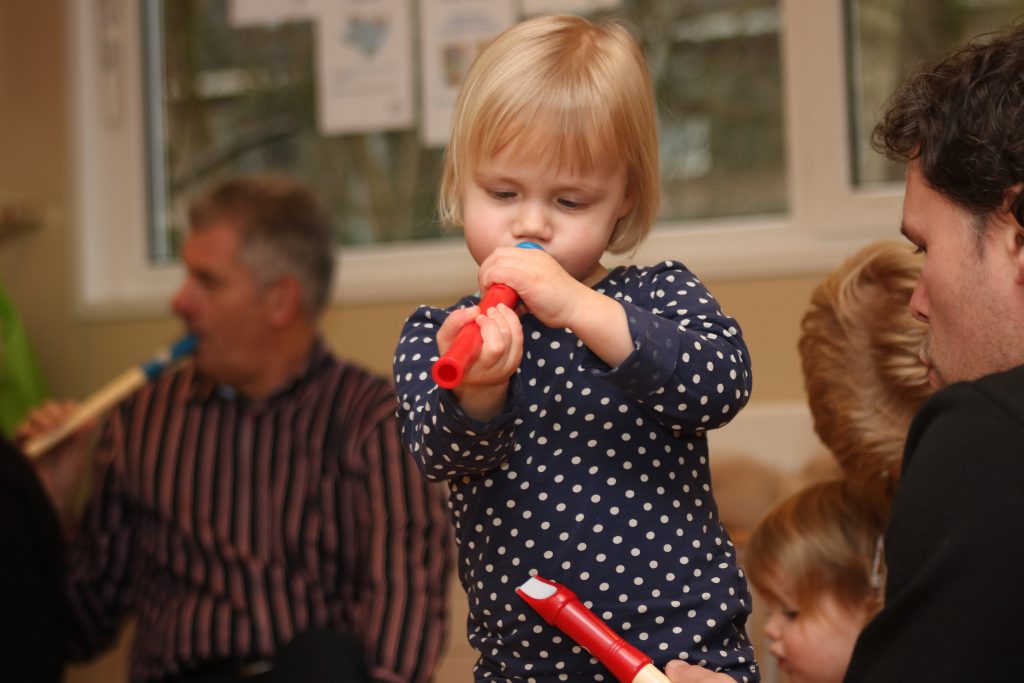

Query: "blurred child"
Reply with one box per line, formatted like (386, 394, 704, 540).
(799, 241, 930, 494)
(745, 480, 889, 683)
(393, 13, 757, 682)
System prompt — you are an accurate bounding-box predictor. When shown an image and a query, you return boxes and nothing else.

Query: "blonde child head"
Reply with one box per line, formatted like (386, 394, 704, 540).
(439, 14, 659, 254)
(746, 479, 890, 683)
(799, 241, 931, 492)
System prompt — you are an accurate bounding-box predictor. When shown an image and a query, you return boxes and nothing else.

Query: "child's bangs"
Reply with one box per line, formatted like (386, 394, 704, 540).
(474, 91, 624, 176)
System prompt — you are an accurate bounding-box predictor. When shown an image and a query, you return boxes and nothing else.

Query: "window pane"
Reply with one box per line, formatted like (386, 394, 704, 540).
(847, 0, 1023, 187)
(642, 1, 785, 222)
(145, 0, 784, 262)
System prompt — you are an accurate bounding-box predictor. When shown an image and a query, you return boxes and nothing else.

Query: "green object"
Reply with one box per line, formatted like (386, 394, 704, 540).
(0, 283, 48, 437)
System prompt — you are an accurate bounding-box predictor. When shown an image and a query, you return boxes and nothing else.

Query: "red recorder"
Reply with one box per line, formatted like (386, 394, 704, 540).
(516, 575, 671, 683)
(431, 241, 543, 389)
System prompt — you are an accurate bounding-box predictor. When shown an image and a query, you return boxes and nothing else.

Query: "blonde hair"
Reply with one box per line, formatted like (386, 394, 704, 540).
(439, 14, 660, 254)
(799, 241, 931, 493)
(746, 479, 890, 618)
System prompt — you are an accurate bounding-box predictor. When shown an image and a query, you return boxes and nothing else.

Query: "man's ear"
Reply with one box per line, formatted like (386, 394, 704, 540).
(1007, 183, 1024, 229)
(265, 275, 303, 326)
(1000, 184, 1024, 284)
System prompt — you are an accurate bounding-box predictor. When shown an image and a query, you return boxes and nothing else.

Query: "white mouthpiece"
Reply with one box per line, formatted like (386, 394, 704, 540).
(518, 576, 557, 599)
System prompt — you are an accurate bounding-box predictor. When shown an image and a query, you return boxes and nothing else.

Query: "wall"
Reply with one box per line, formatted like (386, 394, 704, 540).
(0, 1, 844, 681)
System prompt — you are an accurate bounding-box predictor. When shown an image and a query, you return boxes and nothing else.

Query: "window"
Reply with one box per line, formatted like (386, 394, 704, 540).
(72, 1, 1017, 314)
(146, 0, 786, 259)
(846, 0, 1024, 187)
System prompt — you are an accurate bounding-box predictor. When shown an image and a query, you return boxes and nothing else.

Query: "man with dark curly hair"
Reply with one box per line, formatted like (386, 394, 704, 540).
(844, 21, 1024, 683)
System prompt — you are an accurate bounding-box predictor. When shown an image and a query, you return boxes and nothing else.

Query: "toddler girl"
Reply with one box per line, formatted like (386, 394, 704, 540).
(394, 14, 756, 682)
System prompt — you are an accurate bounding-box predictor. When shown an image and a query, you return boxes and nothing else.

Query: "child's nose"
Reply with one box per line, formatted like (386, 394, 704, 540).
(512, 202, 552, 241)
(762, 612, 782, 641)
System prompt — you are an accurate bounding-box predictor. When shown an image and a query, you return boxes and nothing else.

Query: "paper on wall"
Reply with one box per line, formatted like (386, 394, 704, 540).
(316, 0, 414, 135)
(418, 0, 517, 147)
(522, 0, 620, 15)
(229, 0, 321, 27)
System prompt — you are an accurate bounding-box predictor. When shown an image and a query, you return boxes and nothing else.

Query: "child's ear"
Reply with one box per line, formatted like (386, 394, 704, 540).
(618, 185, 637, 220)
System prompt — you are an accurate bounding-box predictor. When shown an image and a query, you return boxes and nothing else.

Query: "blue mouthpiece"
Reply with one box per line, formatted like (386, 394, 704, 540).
(140, 333, 199, 381)
(516, 241, 544, 251)
(169, 333, 199, 360)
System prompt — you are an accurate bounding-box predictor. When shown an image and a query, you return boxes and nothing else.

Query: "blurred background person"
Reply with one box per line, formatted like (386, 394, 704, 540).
(17, 174, 451, 683)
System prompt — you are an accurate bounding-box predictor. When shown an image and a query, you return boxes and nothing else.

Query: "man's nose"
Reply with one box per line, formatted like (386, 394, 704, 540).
(909, 279, 929, 323)
(171, 280, 193, 318)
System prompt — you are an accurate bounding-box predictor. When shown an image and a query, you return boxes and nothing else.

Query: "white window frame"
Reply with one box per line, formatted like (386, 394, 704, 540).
(69, 0, 902, 318)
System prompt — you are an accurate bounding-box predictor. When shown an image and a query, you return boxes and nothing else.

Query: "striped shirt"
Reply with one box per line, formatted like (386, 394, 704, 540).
(65, 341, 452, 683)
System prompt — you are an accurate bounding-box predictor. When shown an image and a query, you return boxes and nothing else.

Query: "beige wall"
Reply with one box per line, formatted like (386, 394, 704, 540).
(1, 1, 837, 680)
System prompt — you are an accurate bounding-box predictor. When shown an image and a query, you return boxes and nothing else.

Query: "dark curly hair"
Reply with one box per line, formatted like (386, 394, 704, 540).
(872, 20, 1024, 230)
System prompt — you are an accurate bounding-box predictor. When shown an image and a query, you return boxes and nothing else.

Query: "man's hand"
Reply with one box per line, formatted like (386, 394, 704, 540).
(15, 400, 96, 529)
(664, 660, 738, 683)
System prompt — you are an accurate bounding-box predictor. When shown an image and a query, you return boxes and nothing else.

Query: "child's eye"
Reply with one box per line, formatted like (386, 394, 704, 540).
(488, 190, 517, 201)
(782, 609, 799, 620)
(558, 198, 587, 210)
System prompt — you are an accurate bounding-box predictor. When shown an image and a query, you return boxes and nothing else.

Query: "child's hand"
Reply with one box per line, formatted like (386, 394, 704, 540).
(437, 302, 523, 421)
(479, 245, 633, 367)
(478, 246, 588, 330)
(663, 660, 737, 682)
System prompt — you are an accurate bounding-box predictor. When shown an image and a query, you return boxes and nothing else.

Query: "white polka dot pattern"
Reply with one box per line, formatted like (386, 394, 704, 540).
(394, 262, 757, 682)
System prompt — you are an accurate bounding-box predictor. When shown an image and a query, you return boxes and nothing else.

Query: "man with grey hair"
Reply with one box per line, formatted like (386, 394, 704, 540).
(20, 174, 451, 683)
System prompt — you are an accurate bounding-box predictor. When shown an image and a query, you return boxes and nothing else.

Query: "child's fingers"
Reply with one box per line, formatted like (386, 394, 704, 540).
(477, 307, 514, 358)
(663, 660, 735, 682)
(474, 304, 523, 376)
(436, 305, 481, 352)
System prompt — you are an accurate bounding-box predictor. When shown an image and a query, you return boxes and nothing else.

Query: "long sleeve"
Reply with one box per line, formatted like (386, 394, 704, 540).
(394, 261, 752, 483)
(845, 366, 1024, 682)
(581, 263, 752, 431)
(394, 298, 525, 482)
(337, 376, 452, 683)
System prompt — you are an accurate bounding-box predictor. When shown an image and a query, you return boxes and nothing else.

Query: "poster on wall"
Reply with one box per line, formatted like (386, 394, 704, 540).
(315, 0, 415, 135)
(521, 0, 620, 14)
(229, 0, 320, 26)
(419, 0, 517, 147)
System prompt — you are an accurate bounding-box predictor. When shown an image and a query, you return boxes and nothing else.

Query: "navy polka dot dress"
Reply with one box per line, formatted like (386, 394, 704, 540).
(394, 261, 758, 682)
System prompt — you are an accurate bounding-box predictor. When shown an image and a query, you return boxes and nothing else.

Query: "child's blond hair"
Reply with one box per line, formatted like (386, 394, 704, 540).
(439, 14, 660, 254)
(799, 241, 931, 494)
(746, 479, 890, 619)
